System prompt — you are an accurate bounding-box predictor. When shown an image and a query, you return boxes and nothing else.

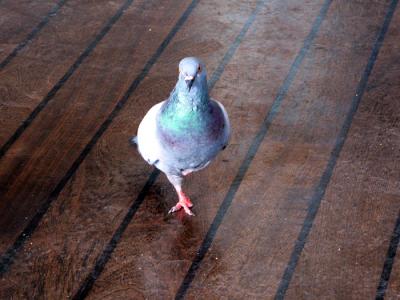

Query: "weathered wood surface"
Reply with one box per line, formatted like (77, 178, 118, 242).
(0, 0, 399, 299)
(285, 5, 400, 299)
(0, 0, 127, 145)
(0, 0, 189, 253)
(0, 0, 57, 63)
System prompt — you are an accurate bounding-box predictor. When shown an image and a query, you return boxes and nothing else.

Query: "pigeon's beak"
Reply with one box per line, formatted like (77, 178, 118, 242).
(185, 75, 195, 91)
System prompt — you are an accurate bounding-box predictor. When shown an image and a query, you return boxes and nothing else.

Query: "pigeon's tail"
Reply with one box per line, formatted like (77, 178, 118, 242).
(130, 136, 138, 146)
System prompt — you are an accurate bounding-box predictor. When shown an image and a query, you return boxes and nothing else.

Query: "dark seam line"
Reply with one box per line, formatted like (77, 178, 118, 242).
(175, 0, 333, 298)
(376, 209, 400, 299)
(0, 0, 135, 160)
(274, 0, 399, 299)
(206, 0, 263, 91)
(0, 0, 67, 69)
(72, 0, 264, 296)
(72, 168, 160, 300)
(0, 0, 198, 277)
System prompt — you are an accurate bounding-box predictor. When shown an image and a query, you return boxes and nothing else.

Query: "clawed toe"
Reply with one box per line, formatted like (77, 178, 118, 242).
(183, 207, 195, 216)
(168, 203, 182, 214)
(168, 201, 195, 216)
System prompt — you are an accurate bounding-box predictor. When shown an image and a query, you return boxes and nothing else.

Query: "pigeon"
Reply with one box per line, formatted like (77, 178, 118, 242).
(132, 57, 230, 216)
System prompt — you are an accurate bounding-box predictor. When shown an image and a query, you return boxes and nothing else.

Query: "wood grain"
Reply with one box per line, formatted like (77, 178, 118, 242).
(0, 0, 399, 299)
(2, 1, 260, 298)
(86, 0, 334, 298)
(285, 5, 400, 299)
(0, 0, 128, 146)
(386, 241, 400, 299)
(0, 0, 189, 253)
(0, 0, 57, 63)
(178, 1, 395, 298)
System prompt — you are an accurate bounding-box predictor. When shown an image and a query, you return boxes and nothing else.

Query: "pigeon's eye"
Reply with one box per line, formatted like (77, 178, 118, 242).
(198, 65, 202, 73)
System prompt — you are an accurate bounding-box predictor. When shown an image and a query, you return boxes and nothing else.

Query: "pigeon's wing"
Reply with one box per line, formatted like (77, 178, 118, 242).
(213, 99, 231, 149)
(136, 101, 165, 165)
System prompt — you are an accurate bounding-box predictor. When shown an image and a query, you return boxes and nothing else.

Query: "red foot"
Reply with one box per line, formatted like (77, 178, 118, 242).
(168, 192, 194, 216)
(179, 191, 193, 207)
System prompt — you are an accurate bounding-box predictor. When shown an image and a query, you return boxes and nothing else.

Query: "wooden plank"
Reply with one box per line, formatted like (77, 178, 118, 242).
(386, 237, 400, 299)
(0, 0, 190, 254)
(66, 3, 394, 298)
(0, 0, 57, 63)
(0, 1, 396, 300)
(82, 0, 334, 298)
(181, 0, 396, 298)
(1, 1, 203, 296)
(284, 4, 400, 299)
(0, 0, 128, 147)
(0, 0, 251, 298)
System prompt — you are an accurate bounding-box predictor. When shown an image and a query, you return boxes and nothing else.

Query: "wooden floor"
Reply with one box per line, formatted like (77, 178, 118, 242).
(0, 0, 399, 299)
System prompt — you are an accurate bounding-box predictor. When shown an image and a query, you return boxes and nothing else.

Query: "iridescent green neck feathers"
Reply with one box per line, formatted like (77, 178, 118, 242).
(159, 63, 210, 136)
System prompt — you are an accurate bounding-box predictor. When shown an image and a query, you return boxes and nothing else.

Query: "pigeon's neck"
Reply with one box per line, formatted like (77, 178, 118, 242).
(171, 76, 209, 109)
(159, 77, 211, 135)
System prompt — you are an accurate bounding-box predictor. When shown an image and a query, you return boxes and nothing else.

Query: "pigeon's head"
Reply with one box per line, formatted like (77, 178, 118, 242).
(178, 57, 207, 93)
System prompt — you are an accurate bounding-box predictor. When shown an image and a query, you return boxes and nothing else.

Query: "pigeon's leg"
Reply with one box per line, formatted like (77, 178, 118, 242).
(167, 174, 194, 216)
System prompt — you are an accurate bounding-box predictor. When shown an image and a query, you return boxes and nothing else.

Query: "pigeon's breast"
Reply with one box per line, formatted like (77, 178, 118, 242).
(157, 101, 226, 168)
